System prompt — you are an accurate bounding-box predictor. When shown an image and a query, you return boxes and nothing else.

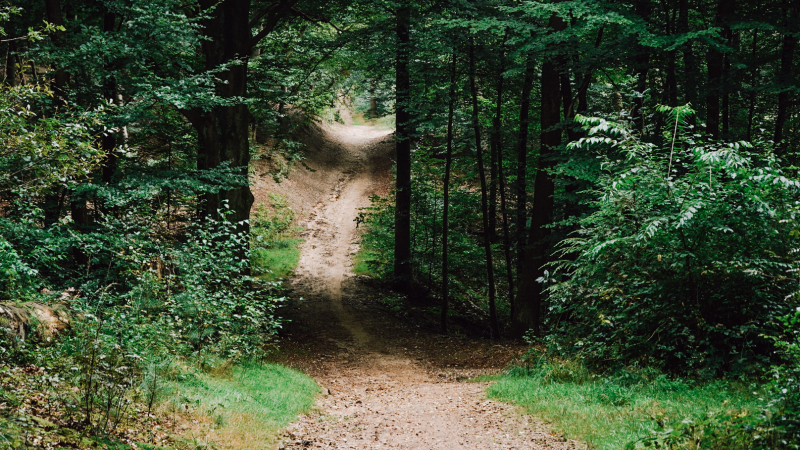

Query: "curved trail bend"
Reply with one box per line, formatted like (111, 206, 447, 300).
(266, 122, 582, 450)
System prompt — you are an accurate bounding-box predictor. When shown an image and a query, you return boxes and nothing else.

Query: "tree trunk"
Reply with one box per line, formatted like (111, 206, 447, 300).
(632, 0, 651, 132)
(394, 4, 413, 288)
(678, 0, 698, 119)
(510, 13, 565, 338)
(4, 41, 16, 86)
(45, 0, 68, 103)
(515, 54, 534, 280)
(775, 0, 798, 146)
(369, 80, 378, 117)
(101, 10, 118, 190)
(470, 39, 500, 338)
(42, 0, 68, 226)
(706, 0, 734, 139)
(489, 41, 506, 243)
(441, 51, 456, 334)
(185, 0, 255, 238)
(498, 135, 515, 314)
(721, 20, 737, 139)
(747, 30, 758, 141)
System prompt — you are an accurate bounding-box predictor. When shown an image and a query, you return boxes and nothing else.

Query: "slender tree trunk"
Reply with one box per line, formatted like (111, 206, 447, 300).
(498, 137, 514, 314)
(721, 28, 735, 138)
(515, 54, 534, 280)
(632, 0, 651, 131)
(491, 39, 514, 313)
(45, 0, 68, 103)
(470, 39, 500, 338)
(510, 13, 565, 338)
(706, 0, 734, 139)
(4, 41, 16, 86)
(489, 41, 506, 243)
(101, 10, 118, 190)
(678, 0, 698, 119)
(441, 51, 457, 334)
(393, 4, 413, 288)
(665, 6, 678, 108)
(747, 30, 758, 141)
(369, 80, 378, 117)
(43, 0, 68, 226)
(775, 0, 798, 146)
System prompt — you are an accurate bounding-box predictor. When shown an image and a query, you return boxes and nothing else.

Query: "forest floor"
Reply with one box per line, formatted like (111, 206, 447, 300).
(254, 121, 585, 449)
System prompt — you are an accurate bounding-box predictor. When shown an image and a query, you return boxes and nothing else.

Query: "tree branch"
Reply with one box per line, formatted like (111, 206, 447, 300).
(248, 0, 300, 52)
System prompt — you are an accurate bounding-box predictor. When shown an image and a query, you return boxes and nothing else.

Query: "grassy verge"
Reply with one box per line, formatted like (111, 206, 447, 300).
(169, 361, 319, 450)
(486, 360, 761, 450)
(252, 238, 302, 281)
(351, 113, 396, 129)
(352, 247, 380, 277)
(251, 194, 302, 282)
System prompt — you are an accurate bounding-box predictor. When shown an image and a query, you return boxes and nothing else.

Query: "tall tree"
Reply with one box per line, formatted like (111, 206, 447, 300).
(393, 3, 413, 288)
(775, 0, 798, 145)
(441, 49, 457, 334)
(511, 12, 565, 337)
(470, 38, 500, 337)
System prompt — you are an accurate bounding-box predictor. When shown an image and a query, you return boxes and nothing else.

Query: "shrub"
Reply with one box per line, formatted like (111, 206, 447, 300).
(547, 107, 800, 374)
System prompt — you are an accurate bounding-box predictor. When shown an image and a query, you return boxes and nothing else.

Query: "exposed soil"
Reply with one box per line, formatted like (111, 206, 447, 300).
(254, 121, 584, 450)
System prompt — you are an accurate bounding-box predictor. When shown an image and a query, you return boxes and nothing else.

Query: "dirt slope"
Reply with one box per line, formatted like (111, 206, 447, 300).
(253, 121, 584, 450)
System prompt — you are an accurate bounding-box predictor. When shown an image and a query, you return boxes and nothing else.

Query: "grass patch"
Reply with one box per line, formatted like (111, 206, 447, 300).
(486, 360, 761, 450)
(252, 238, 302, 281)
(251, 194, 302, 282)
(352, 247, 381, 277)
(170, 361, 319, 450)
(351, 113, 396, 129)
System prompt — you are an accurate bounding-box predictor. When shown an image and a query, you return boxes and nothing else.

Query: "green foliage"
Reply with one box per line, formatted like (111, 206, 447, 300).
(0, 86, 103, 197)
(546, 108, 800, 374)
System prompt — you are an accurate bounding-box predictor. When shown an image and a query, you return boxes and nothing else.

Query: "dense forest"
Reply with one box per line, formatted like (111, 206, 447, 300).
(0, 0, 799, 448)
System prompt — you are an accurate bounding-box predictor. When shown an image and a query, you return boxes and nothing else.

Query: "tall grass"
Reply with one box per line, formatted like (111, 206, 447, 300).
(486, 360, 760, 450)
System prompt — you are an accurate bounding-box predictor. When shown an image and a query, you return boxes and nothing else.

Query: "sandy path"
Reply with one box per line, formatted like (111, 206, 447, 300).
(274, 123, 583, 450)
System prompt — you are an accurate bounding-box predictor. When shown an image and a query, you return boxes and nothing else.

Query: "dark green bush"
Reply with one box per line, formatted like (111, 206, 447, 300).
(547, 107, 800, 375)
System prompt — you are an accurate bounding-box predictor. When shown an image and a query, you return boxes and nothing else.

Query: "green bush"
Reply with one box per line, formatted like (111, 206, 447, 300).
(547, 107, 800, 374)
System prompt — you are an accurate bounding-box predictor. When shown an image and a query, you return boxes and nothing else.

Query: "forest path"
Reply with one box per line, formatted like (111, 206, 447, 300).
(270, 122, 582, 450)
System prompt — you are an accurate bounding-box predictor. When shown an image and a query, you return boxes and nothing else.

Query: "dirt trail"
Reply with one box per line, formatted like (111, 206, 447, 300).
(267, 122, 583, 450)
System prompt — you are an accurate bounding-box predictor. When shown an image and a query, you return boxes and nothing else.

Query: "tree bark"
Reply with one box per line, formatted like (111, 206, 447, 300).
(706, 0, 734, 139)
(510, 13, 565, 338)
(498, 134, 515, 314)
(747, 30, 758, 141)
(775, 0, 798, 146)
(393, 4, 413, 288)
(4, 41, 16, 86)
(101, 10, 118, 190)
(515, 54, 534, 281)
(678, 0, 698, 120)
(184, 0, 256, 238)
(42, 0, 68, 227)
(45, 0, 69, 103)
(441, 51, 457, 334)
(369, 80, 378, 117)
(470, 39, 500, 338)
(632, 0, 651, 132)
